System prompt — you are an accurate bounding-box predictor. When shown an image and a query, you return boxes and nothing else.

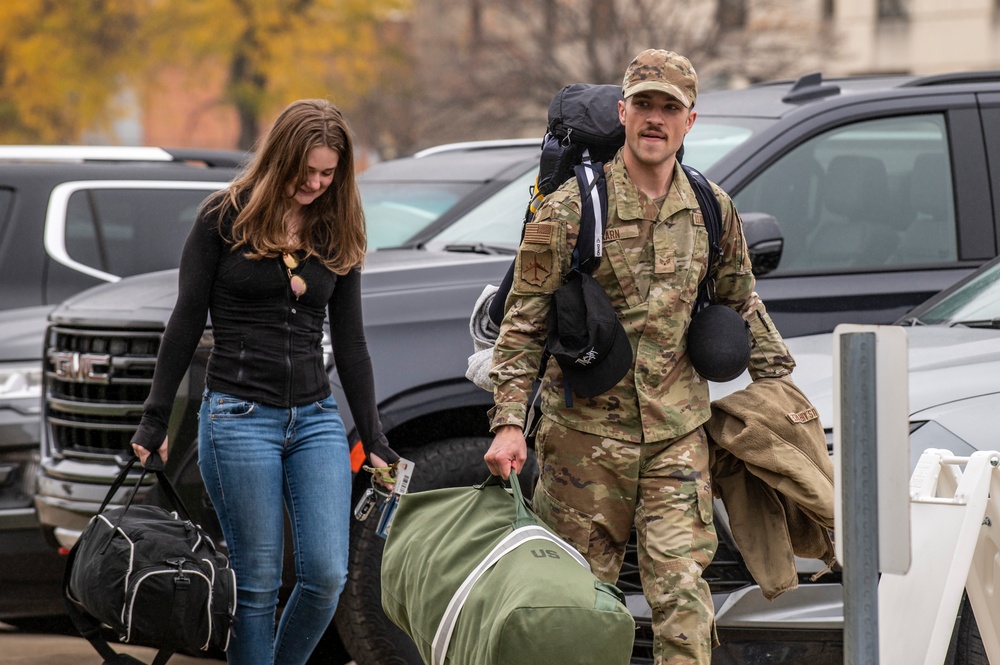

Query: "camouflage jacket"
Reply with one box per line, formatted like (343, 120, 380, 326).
(489, 150, 795, 442)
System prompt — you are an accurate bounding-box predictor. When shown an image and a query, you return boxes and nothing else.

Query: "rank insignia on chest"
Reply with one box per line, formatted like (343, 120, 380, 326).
(520, 249, 553, 286)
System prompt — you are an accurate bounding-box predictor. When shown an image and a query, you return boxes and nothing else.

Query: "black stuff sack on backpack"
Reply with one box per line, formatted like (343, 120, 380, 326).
(535, 83, 626, 199)
(488, 83, 625, 327)
(488, 81, 749, 386)
(64, 455, 235, 665)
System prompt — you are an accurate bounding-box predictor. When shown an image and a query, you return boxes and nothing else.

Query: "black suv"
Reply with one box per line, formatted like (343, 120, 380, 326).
(0, 146, 243, 621)
(35, 71, 1000, 665)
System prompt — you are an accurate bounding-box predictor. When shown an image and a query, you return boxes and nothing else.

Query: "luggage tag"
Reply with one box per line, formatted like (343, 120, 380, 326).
(375, 457, 415, 539)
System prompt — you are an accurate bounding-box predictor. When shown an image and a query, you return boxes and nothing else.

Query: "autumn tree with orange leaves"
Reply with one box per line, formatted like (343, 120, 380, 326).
(0, 0, 832, 156)
(0, 0, 147, 143)
(0, 0, 409, 149)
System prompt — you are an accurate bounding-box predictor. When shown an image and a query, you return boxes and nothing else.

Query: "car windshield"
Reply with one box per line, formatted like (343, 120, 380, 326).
(912, 260, 1000, 326)
(682, 119, 764, 172)
(424, 121, 762, 252)
(422, 168, 536, 251)
(384, 118, 762, 254)
(359, 181, 478, 249)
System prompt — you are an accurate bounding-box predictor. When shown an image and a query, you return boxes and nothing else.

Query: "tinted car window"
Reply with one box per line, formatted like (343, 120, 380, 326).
(426, 122, 760, 252)
(734, 113, 955, 274)
(360, 181, 478, 249)
(63, 187, 214, 278)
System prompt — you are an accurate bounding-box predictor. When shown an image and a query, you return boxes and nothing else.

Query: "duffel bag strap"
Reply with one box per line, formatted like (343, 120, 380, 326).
(99, 455, 193, 522)
(63, 537, 176, 665)
(99, 457, 140, 514)
(141, 454, 193, 523)
(98, 456, 196, 560)
(479, 470, 535, 529)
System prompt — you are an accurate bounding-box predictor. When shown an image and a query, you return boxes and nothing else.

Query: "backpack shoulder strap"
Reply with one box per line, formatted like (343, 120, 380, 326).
(488, 155, 610, 327)
(487, 159, 610, 412)
(682, 164, 724, 307)
(572, 157, 608, 275)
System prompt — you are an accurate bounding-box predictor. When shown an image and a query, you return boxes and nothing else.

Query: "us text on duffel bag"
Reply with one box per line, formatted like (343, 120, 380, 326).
(381, 471, 635, 665)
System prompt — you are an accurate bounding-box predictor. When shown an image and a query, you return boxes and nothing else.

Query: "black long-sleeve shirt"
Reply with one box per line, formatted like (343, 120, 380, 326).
(131, 202, 395, 463)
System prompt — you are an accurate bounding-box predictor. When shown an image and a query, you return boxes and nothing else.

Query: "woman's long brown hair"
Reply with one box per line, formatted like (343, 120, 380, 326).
(206, 99, 366, 274)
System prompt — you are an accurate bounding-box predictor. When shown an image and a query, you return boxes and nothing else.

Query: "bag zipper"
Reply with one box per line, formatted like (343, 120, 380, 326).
(124, 563, 214, 650)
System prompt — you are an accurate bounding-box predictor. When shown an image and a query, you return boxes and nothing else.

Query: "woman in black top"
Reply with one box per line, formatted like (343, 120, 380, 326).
(131, 99, 397, 665)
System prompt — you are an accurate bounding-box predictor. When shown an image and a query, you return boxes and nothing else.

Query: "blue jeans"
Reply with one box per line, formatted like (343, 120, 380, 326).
(198, 389, 352, 665)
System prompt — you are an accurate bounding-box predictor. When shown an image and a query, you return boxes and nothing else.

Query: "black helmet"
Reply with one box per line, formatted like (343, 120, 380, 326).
(687, 304, 750, 382)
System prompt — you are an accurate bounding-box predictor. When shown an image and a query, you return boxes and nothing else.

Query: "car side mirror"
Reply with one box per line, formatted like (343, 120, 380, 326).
(742, 212, 783, 277)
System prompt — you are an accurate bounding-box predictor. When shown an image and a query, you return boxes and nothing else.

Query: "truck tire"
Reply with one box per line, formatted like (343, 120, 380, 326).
(333, 436, 537, 665)
(954, 593, 987, 665)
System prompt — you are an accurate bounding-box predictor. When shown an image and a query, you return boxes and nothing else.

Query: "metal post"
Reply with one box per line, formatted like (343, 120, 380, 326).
(840, 332, 880, 665)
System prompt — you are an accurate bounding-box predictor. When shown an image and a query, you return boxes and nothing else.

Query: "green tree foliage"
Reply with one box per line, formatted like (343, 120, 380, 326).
(0, 0, 409, 148)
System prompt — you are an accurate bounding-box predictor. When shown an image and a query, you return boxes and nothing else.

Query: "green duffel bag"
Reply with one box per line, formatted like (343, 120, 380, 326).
(381, 471, 635, 665)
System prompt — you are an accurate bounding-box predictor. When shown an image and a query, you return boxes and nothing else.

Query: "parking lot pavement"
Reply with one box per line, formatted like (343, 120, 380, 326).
(1, 622, 217, 664)
(1, 622, 361, 664)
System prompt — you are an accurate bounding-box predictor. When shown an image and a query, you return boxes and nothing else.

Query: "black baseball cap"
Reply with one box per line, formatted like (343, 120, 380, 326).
(547, 271, 633, 398)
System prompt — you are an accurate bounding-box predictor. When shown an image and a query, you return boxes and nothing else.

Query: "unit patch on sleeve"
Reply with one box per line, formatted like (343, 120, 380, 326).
(520, 249, 554, 286)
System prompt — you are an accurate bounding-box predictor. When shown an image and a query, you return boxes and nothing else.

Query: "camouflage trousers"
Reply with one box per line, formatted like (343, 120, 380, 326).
(531, 417, 718, 665)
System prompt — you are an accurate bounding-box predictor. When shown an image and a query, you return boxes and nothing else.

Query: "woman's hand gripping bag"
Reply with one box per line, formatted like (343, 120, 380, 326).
(381, 472, 635, 665)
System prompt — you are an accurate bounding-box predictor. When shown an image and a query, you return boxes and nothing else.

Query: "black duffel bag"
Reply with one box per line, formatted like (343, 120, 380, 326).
(64, 454, 235, 665)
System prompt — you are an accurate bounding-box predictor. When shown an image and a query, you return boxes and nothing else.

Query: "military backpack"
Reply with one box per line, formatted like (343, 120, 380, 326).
(488, 83, 745, 388)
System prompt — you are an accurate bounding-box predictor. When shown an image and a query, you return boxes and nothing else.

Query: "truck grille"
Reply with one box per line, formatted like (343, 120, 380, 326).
(45, 326, 161, 459)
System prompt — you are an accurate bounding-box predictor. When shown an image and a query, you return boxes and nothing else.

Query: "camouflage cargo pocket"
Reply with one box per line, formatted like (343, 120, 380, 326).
(532, 481, 625, 583)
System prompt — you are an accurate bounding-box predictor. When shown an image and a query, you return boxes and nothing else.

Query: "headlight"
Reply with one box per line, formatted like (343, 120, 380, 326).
(0, 361, 43, 401)
(0, 448, 40, 510)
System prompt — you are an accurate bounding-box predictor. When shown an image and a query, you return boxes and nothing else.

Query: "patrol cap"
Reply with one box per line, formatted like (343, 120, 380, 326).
(622, 49, 698, 108)
(686, 304, 751, 382)
(547, 271, 633, 398)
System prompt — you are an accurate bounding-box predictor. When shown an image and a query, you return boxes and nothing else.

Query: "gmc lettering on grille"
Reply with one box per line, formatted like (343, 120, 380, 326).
(47, 350, 111, 384)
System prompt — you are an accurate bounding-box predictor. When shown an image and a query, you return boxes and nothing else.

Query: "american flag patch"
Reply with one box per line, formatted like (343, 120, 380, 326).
(523, 222, 553, 244)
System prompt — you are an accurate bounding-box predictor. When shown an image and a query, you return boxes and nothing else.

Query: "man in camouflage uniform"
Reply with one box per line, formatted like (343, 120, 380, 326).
(484, 49, 795, 664)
